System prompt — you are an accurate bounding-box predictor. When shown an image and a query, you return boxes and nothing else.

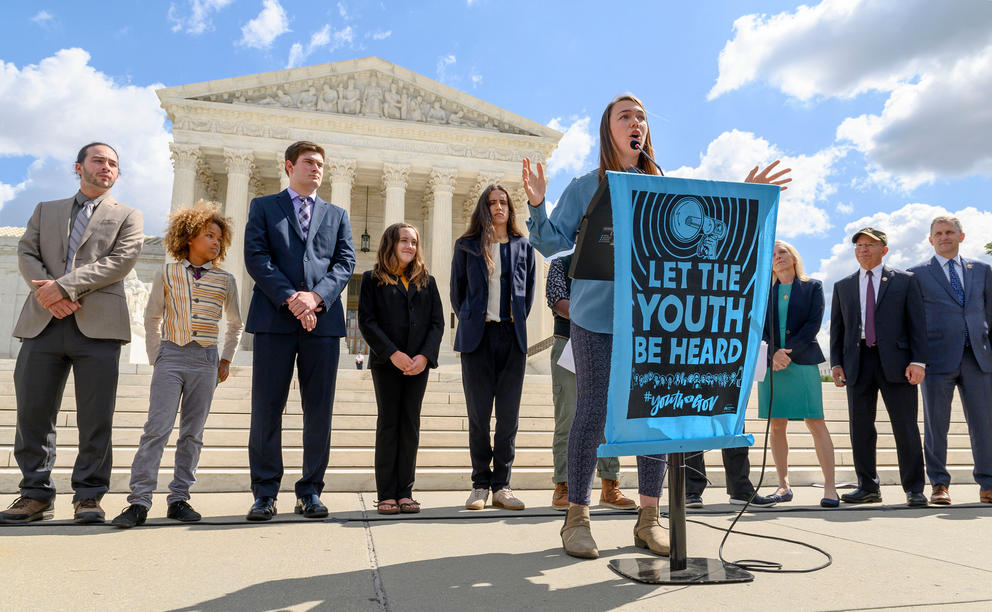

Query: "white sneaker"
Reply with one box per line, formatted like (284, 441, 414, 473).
(492, 488, 525, 511)
(465, 488, 489, 510)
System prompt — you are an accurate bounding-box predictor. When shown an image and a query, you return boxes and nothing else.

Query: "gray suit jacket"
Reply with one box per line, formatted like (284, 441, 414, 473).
(14, 194, 144, 342)
(909, 256, 992, 374)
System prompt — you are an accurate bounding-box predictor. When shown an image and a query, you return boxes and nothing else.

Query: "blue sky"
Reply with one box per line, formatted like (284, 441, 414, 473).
(1, 0, 990, 303)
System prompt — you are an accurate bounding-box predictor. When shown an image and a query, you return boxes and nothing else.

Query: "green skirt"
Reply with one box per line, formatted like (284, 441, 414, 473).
(757, 362, 823, 420)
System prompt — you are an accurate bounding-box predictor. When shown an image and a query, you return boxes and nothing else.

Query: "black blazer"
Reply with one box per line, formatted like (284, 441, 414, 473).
(358, 270, 444, 370)
(830, 266, 928, 385)
(450, 235, 536, 354)
(763, 278, 826, 365)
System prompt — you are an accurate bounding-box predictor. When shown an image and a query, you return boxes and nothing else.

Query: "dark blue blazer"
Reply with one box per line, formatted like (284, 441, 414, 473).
(450, 235, 535, 354)
(908, 256, 992, 374)
(763, 277, 826, 365)
(244, 190, 356, 336)
(830, 266, 928, 385)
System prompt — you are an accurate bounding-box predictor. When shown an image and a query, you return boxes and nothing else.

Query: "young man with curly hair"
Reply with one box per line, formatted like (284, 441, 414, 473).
(111, 202, 243, 527)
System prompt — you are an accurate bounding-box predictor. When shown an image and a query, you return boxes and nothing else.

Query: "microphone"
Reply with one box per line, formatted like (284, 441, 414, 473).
(630, 140, 664, 175)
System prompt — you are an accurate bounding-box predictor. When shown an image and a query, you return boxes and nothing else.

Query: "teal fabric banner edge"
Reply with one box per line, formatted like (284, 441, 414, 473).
(597, 434, 754, 458)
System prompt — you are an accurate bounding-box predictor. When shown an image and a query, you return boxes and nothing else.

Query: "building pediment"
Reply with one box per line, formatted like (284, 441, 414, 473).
(157, 57, 557, 139)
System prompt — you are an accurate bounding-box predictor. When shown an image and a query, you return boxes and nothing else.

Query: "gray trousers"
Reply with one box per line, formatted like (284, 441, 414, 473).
(922, 346, 992, 490)
(127, 341, 218, 508)
(551, 336, 619, 483)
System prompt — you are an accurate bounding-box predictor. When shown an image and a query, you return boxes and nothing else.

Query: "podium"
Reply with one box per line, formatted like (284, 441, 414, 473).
(569, 171, 780, 584)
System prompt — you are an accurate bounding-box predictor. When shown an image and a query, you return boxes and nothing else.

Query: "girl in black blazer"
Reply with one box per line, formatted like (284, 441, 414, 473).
(450, 185, 536, 511)
(358, 223, 444, 515)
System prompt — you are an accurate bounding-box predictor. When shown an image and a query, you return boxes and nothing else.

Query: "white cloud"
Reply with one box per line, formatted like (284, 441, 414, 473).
(168, 0, 235, 35)
(337, 2, 349, 19)
(286, 24, 354, 68)
(546, 116, 594, 179)
(239, 0, 290, 49)
(31, 10, 54, 26)
(710, 1, 992, 190)
(371, 30, 391, 40)
(436, 54, 456, 84)
(668, 130, 845, 238)
(835, 202, 854, 215)
(470, 69, 482, 87)
(0, 49, 172, 235)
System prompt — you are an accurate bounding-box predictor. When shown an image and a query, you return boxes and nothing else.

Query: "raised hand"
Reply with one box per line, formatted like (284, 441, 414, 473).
(522, 157, 547, 207)
(745, 160, 792, 191)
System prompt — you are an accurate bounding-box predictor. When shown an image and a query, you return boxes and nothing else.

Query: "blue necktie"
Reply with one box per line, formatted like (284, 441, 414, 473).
(65, 200, 95, 274)
(948, 259, 964, 306)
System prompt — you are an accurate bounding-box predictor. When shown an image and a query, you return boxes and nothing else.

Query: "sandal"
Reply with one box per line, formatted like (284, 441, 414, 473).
(399, 499, 421, 514)
(376, 500, 399, 515)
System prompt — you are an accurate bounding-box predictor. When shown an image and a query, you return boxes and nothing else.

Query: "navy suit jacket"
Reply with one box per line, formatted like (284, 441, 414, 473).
(244, 190, 356, 336)
(763, 278, 826, 365)
(357, 270, 445, 370)
(450, 235, 535, 354)
(830, 266, 928, 385)
(908, 256, 992, 374)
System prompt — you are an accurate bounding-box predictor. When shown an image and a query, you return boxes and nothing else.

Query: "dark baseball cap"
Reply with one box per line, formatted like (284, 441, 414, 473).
(851, 227, 887, 246)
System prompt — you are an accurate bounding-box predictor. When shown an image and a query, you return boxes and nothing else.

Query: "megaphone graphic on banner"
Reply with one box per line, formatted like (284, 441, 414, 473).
(668, 196, 727, 260)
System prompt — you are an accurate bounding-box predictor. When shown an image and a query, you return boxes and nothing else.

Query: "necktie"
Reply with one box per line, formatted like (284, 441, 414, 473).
(948, 259, 965, 306)
(191, 266, 205, 280)
(65, 200, 95, 274)
(865, 270, 877, 347)
(298, 196, 311, 236)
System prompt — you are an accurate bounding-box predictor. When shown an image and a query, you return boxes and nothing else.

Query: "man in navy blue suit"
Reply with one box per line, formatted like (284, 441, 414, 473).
(243, 141, 356, 520)
(909, 216, 992, 505)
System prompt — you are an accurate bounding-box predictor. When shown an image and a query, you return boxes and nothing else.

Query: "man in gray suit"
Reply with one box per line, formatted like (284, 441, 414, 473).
(909, 216, 992, 505)
(0, 143, 144, 524)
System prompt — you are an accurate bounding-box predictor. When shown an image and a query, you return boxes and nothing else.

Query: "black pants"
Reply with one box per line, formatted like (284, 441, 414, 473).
(249, 331, 340, 499)
(14, 317, 122, 502)
(847, 344, 925, 493)
(685, 446, 755, 498)
(371, 366, 429, 500)
(460, 321, 526, 491)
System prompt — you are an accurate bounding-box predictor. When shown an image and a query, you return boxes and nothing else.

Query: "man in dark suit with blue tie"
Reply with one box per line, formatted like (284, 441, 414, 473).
(909, 216, 992, 505)
(243, 141, 356, 520)
(830, 227, 928, 506)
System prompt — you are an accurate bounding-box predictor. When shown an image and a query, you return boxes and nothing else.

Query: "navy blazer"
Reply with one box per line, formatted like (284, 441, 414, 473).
(763, 278, 826, 365)
(244, 190, 356, 336)
(908, 256, 992, 374)
(830, 266, 928, 385)
(450, 235, 536, 354)
(358, 270, 445, 370)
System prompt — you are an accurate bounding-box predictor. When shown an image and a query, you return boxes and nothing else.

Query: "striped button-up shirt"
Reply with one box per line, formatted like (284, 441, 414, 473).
(144, 260, 243, 362)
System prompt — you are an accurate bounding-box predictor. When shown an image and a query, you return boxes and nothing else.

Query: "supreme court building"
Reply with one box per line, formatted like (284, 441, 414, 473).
(157, 57, 562, 353)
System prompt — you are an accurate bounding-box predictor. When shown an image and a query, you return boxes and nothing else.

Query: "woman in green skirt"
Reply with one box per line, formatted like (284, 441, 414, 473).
(759, 241, 838, 507)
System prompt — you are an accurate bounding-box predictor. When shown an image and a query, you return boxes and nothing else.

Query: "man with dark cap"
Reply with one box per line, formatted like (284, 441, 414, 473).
(829, 227, 928, 506)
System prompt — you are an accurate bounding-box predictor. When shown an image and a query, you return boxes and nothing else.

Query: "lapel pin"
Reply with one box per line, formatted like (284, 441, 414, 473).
(967, 264, 973, 269)
(882, 277, 888, 282)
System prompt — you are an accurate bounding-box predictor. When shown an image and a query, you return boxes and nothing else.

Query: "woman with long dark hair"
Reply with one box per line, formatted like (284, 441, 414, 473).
(523, 94, 791, 558)
(451, 184, 536, 511)
(359, 223, 444, 514)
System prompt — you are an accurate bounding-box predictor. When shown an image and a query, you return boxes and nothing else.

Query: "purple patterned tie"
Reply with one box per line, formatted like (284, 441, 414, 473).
(191, 266, 205, 280)
(865, 270, 877, 347)
(298, 196, 311, 236)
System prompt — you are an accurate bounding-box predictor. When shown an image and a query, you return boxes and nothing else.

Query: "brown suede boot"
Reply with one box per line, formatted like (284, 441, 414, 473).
(551, 482, 569, 510)
(600, 479, 636, 509)
(633, 506, 670, 556)
(561, 505, 599, 559)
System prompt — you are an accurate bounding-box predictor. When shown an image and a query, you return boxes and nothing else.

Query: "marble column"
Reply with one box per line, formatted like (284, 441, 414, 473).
(169, 143, 199, 213)
(429, 167, 458, 346)
(381, 163, 410, 229)
(327, 158, 356, 346)
(223, 149, 255, 350)
(277, 157, 290, 192)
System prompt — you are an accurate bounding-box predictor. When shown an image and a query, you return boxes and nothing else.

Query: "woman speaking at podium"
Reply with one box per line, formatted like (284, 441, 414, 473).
(523, 94, 791, 559)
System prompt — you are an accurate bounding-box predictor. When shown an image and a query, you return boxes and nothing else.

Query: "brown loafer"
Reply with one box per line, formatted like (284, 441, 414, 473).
(981, 490, 992, 504)
(930, 484, 951, 505)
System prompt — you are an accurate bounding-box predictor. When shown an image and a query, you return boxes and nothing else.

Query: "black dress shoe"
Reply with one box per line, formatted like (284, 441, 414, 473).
(841, 488, 883, 504)
(111, 504, 148, 529)
(295, 494, 329, 519)
(167, 500, 202, 522)
(906, 492, 928, 507)
(246, 497, 277, 521)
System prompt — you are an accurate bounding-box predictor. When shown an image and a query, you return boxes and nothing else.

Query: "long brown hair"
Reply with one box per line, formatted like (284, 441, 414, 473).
(458, 184, 523, 274)
(373, 223, 430, 289)
(598, 93, 662, 181)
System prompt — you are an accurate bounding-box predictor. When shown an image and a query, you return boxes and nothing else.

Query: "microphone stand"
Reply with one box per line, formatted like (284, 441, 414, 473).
(630, 140, 664, 175)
